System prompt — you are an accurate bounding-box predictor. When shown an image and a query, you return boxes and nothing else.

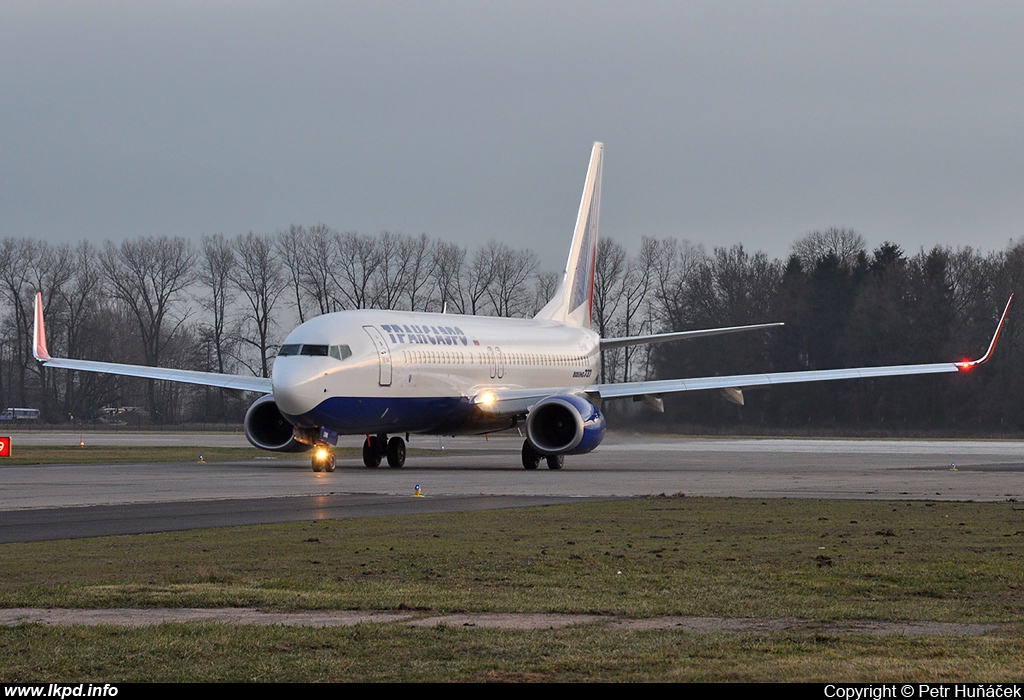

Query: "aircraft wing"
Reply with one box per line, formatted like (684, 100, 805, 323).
(586, 361, 961, 402)
(600, 322, 784, 350)
(33, 293, 273, 394)
(477, 295, 1012, 416)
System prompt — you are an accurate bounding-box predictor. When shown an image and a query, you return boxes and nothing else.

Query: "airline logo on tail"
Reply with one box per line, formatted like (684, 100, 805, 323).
(568, 170, 600, 321)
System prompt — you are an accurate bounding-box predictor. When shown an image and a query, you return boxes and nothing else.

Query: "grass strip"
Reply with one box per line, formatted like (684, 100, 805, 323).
(3, 623, 1024, 682)
(2, 497, 1023, 681)
(2, 498, 1022, 621)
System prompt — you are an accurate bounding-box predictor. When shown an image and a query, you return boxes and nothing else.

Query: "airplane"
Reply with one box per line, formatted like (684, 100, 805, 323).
(33, 142, 1012, 473)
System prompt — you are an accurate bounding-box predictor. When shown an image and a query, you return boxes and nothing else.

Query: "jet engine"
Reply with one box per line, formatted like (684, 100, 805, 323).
(525, 394, 606, 455)
(243, 394, 310, 452)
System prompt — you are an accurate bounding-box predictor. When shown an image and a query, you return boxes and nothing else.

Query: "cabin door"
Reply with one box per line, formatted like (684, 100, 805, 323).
(363, 326, 393, 386)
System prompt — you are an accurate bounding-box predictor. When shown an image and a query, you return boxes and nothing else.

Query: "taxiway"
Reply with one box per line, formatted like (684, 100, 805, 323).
(1, 431, 1021, 542)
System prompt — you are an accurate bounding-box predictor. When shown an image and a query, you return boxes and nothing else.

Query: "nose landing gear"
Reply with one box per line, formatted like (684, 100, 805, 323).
(311, 446, 336, 472)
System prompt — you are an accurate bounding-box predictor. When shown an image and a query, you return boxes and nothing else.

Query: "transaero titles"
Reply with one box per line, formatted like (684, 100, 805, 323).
(825, 686, 1021, 699)
(379, 324, 470, 347)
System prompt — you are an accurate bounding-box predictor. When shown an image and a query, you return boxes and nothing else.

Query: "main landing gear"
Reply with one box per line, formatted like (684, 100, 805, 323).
(311, 446, 336, 473)
(521, 440, 563, 470)
(363, 434, 406, 468)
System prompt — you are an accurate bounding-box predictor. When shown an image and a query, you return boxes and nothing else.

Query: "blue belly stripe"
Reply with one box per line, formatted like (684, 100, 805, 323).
(282, 395, 476, 434)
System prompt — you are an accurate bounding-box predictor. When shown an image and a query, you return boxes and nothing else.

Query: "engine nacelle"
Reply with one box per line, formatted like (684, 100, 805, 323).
(525, 394, 606, 456)
(244, 394, 310, 452)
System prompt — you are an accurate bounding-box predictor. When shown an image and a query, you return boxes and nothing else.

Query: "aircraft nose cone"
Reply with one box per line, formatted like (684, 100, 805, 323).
(271, 360, 322, 416)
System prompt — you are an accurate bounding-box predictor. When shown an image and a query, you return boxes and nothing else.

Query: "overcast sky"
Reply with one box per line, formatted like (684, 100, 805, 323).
(3, 1, 1023, 268)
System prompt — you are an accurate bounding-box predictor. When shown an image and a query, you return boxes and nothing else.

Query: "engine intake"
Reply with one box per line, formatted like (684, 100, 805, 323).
(244, 394, 309, 452)
(525, 394, 606, 455)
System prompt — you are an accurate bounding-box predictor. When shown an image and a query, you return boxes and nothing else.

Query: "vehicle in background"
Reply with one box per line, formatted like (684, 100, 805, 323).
(0, 407, 40, 422)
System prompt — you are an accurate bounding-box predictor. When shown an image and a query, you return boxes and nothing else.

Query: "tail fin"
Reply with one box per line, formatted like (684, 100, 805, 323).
(535, 142, 603, 327)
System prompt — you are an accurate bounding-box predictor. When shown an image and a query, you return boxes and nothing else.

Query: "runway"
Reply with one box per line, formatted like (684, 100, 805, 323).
(1, 431, 1022, 542)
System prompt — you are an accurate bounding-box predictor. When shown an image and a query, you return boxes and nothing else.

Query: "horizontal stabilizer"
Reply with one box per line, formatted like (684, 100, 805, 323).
(601, 322, 783, 351)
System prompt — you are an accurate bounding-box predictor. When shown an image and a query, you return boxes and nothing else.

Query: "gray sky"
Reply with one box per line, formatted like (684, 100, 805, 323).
(3, 1, 1023, 267)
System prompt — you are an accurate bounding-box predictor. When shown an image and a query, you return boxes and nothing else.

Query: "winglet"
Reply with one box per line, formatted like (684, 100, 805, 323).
(33, 292, 50, 361)
(957, 294, 1013, 371)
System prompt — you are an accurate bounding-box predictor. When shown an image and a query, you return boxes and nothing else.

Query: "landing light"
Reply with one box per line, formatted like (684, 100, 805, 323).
(315, 447, 330, 460)
(478, 391, 497, 405)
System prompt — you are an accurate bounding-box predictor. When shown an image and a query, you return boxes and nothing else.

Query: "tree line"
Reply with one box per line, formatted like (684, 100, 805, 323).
(1, 227, 1020, 434)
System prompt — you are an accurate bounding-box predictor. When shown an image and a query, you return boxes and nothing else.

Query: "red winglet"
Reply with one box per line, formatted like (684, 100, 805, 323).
(958, 294, 1013, 371)
(33, 292, 50, 361)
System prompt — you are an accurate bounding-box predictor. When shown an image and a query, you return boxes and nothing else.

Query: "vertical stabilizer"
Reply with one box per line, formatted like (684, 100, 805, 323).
(535, 142, 603, 327)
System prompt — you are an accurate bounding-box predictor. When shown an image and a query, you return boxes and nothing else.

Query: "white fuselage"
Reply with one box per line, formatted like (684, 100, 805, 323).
(271, 309, 600, 436)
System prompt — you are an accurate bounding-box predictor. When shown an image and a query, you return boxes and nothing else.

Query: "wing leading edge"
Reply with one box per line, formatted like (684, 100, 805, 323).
(33, 293, 273, 394)
(477, 295, 1013, 415)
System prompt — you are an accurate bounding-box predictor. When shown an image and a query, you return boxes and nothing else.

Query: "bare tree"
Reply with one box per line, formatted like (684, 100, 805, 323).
(402, 233, 436, 312)
(792, 228, 867, 270)
(0, 239, 40, 406)
(231, 232, 287, 379)
(689, 245, 781, 327)
(593, 238, 628, 380)
(197, 234, 236, 374)
(302, 224, 344, 316)
(648, 237, 706, 331)
(532, 270, 560, 316)
(101, 236, 196, 422)
(373, 231, 412, 310)
(56, 241, 106, 420)
(431, 240, 467, 313)
(618, 237, 661, 381)
(276, 225, 308, 323)
(486, 243, 538, 317)
(465, 242, 499, 315)
(335, 232, 381, 309)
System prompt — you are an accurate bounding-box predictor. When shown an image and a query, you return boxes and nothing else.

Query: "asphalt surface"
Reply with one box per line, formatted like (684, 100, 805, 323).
(2, 431, 1022, 542)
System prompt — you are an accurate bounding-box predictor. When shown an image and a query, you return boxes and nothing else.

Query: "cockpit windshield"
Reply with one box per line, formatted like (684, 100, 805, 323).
(277, 344, 352, 361)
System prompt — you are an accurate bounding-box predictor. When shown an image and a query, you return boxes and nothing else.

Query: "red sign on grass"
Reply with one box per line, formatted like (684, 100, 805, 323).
(0, 437, 9, 457)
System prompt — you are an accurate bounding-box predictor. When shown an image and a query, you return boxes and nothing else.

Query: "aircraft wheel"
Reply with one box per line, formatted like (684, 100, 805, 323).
(387, 436, 406, 468)
(312, 447, 335, 473)
(521, 440, 541, 470)
(363, 437, 381, 468)
(546, 454, 564, 470)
